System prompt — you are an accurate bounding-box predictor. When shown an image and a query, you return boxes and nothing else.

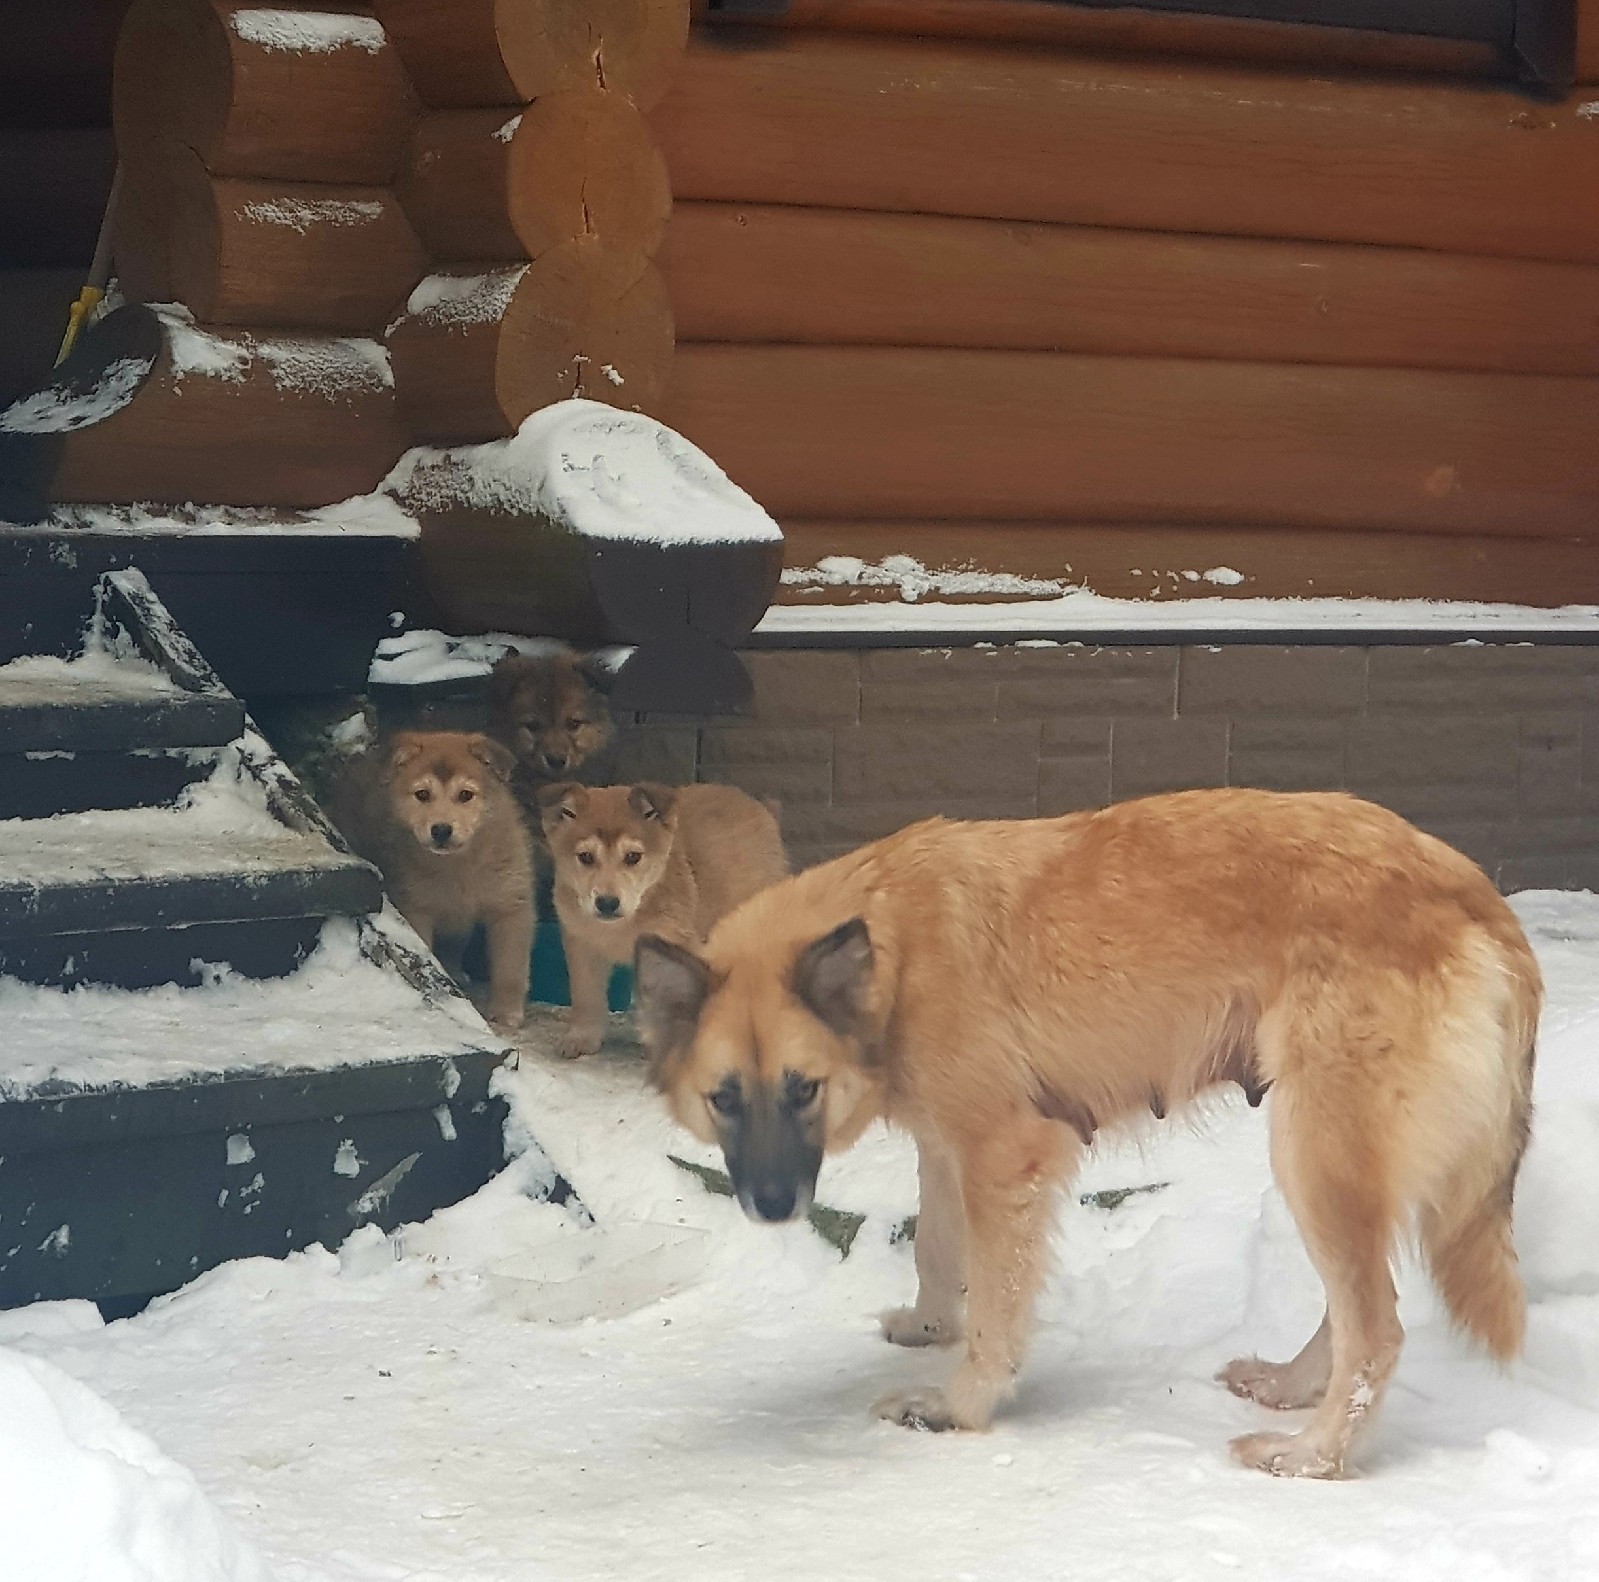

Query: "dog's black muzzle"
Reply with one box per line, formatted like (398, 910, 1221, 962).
(722, 1089, 823, 1225)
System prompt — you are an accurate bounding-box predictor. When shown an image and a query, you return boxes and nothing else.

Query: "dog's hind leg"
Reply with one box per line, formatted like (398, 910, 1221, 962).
(882, 1134, 966, 1348)
(1230, 1072, 1403, 1479)
(876, 1114, 1078, 1432)
(1219, 1311, 1331, 1410)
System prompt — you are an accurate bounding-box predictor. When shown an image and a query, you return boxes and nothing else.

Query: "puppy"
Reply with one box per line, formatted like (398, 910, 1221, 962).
(329, 730, 534, 1032)
(487, 647, 614, 787)
(540, 782, 787, 1060)
(632, 788, 1541, 1478)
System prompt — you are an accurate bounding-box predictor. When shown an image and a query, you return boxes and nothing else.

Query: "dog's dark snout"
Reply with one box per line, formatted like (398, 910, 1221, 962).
(750, 1182, 798, 1222)
(594, 894, 621, 918)
(430, 822, 453, 847)
(542, 752, 569, 772)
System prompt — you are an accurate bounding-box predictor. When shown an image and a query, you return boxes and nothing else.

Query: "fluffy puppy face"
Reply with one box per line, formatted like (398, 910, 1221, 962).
(539, 783, 677, 922)
(633, 919, 880, 1224)
(487, 650, 613, 778)
(386, 731, 514, 854)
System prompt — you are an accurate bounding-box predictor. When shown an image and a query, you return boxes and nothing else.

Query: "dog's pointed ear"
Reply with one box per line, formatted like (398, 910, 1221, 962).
(791, 918, 874, 1038)
(537, 781, 583, 825)
(628, 783, 677, 823)
(385, 732, 426, 779)
(469, 734, 516, 784)
(574, 651, 618, 696)
(487, 652, 536, 705)
(634, 935, 712, 1075)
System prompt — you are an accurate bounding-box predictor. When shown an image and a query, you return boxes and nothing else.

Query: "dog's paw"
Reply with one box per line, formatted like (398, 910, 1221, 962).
(1217, 1356, 1323, 1411)
(488, 1003, 526, 1035)
(1229, 1430, 1345, 1480)
(880, 1307, 962, 1348)
(872, 1387, 958, 1433)
(558, 1026, 603, 1060)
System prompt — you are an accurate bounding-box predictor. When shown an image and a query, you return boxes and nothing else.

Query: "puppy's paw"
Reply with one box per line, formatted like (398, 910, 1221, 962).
(880, 1307, 961, 1348)
(488, 1003, 526, 1035)
(872, 1387, 958, 1433)
(1229, 1429, 1344, 1480)
(558, 1026, 603, 1060)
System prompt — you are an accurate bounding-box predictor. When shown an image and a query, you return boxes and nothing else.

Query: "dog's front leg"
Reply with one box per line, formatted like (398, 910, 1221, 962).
(483, 905, 535, 1033)
(877, 1115, 1077, 1432)
(560, 936, 613, 1059)
(882, 1135, 966, 1347)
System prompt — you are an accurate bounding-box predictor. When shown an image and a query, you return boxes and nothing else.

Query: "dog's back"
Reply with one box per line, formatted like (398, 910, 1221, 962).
(674, 784, 788, 936)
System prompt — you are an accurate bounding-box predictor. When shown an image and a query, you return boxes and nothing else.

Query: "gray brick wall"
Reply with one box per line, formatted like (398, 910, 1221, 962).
(610, 643, 1599, 890)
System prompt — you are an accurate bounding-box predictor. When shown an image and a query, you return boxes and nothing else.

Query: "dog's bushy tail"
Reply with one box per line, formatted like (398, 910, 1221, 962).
(1420, 952, 1538, 1363)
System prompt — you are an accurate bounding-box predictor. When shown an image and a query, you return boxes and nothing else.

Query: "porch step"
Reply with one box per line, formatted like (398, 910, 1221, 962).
(0, 913, 527, 1312)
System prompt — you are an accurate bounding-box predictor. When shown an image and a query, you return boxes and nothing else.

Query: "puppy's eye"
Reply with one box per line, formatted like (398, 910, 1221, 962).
(707, 1084, 742, 1117)
(622, 850, 642, 867)
(414, 788, 431, 804)
(565, 717, 585, 732)
(788, 1076, 821, 1108)
(576, 851, 597, 867)
(455, 788, 475, 804)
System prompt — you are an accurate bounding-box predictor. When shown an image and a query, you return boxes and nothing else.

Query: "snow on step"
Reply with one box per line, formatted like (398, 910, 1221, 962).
(0, 915, 495, 1098)
(0, 648, 180, 711)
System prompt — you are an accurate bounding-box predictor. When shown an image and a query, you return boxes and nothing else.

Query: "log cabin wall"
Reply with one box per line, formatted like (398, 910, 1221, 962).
(652, 0, 1599, 606)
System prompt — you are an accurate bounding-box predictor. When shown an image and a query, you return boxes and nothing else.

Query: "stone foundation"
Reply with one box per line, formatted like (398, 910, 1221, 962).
(610, 642, 1599, 890)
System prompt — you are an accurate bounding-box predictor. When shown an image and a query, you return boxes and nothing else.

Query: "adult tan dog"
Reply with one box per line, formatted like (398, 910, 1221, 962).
(541, 782, 787, 1060)
(633, 788, 1540, 1479)
(329, 730, 534, 1032)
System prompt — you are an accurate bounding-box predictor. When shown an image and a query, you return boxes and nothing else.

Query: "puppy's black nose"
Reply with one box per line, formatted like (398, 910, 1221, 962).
(430, 822, 453, 847)
(543, 752, 569, 772)
(594, 894, 621, 918)
(750, 1182, 798, 1223)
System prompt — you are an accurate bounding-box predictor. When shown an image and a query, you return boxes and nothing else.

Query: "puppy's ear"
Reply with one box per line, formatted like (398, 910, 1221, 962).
(487, 653, 537, 706)
(627, 783, 677, 823)
(468, 734, 516, 784)
(790, 918, 873, 1038)
(385, 733, 426, 778)
(537, 781, 584, 825)
(574, 651, 618, 697)
(634, 935, 713, 1077)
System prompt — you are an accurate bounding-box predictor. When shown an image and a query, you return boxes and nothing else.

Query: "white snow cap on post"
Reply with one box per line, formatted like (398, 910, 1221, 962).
(388, 398, 783, 546)
(0, 1346, 272, 1582)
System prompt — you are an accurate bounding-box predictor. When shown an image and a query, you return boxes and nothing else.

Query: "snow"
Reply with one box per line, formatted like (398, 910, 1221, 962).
(399, 268, 525, 330)
(153, 305, 392, 396)
(384, 399, 784, 546)
(229, 9, 385, 54)
(6, 496, 419, 541)
(783, 553, 1066, 602)
(3, 892, 1598, 1578)
(1577, 101, 1599, 120)
(493, 114, 522, 142)
(0, 1346, 270, 1582)
(0, 646, 179, 709)
(0, 911, 495, 1098)
(367, 629, 628, 688)
(0, 357, 152, 434)
(240, 197, 385, 233)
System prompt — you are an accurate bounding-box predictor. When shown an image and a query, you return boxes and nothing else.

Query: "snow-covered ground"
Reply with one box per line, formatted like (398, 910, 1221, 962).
(5, 892, 1599, 1581)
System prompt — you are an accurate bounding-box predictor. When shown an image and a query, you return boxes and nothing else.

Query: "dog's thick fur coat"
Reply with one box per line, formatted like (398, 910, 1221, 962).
(329, 730, 534, 1031)
(543, 782, 787, 1060)
(634, 788, 1540, 1477)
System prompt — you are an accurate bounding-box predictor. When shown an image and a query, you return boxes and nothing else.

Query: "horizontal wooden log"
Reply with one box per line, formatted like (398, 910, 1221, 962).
(0, 130, 117, 267)
(386, 244, 673, 444)
(112, 0, 417, 183)
(114, 145, 426, 333)
(774, 521, 1599, 608)
(663, 203, 1599, 376)
(691, 0, 1509, 76)
(371, 0, 688, 111)
(653, 32, 1599, 264)
(662, 345, 1599, 538)
(397, 92, 671, 262)
(1, 303, 406, 509)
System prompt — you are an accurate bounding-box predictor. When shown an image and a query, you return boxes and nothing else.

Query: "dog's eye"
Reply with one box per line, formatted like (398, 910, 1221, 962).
(455, 788, 475, 804)
(414, 788, 431, 804)
(576, 851, 597, 867)
(565, 716, 585, 731)
(622, 850, 642, 867)
(707, 1083, 742, 1117)
(787, 1075, 821, 1108)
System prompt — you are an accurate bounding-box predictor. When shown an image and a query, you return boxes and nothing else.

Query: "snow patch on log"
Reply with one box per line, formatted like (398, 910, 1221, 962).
(229, 8, 386, 55)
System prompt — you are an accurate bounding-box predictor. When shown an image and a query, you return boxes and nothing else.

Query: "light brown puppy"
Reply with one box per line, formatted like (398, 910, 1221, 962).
(541, 782, 787, 1061)
(633, 788, 1541, 1479)
(329, 730, 534, 1032)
